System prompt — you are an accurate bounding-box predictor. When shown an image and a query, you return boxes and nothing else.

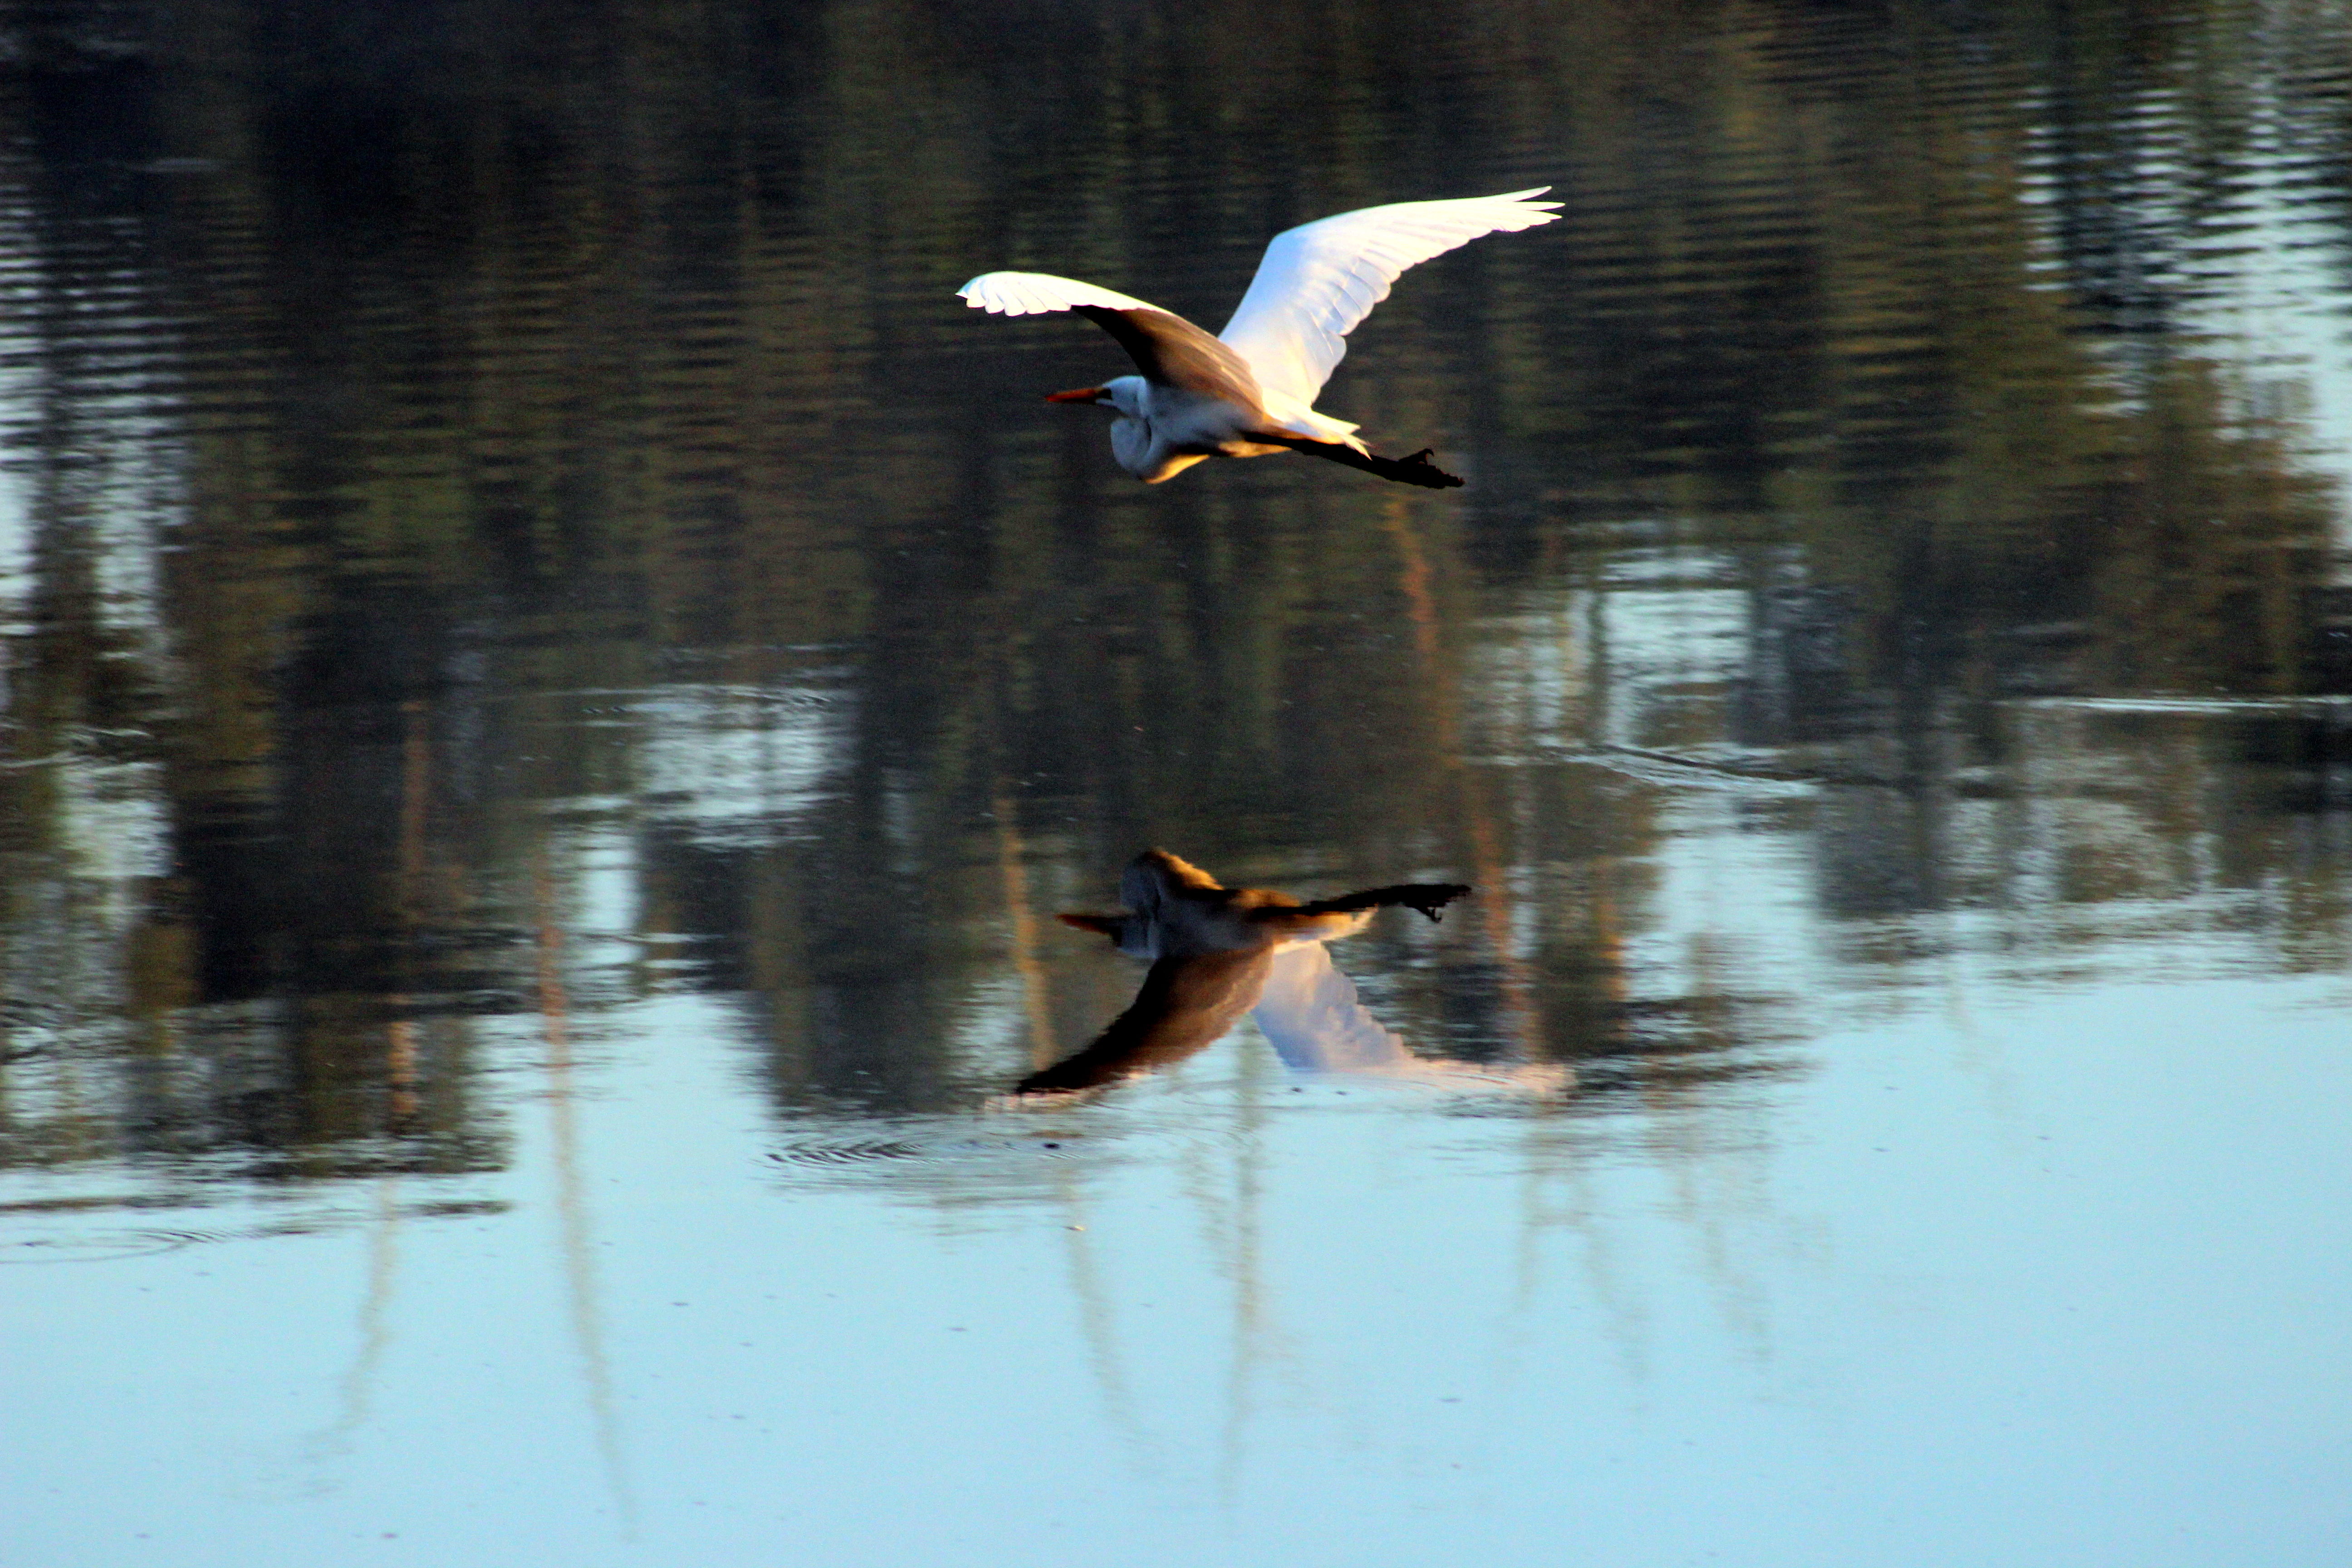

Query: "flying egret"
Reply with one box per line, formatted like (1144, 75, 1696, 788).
(958, 188, 1560, 489)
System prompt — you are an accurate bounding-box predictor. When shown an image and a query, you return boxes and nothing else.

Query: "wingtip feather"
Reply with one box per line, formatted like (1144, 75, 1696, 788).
(955, 270, 1165, 318)
(1482, 186, 1564, 223)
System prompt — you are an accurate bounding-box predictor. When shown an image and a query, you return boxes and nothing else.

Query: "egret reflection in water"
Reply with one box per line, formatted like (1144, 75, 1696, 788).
(1012, 850, 1563, 1096)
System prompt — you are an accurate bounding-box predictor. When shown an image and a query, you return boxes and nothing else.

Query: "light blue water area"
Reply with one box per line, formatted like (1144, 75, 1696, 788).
(9, 958, 2347, 1567)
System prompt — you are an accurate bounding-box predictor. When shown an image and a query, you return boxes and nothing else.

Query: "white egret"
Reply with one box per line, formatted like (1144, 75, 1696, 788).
(959, 188, 1560, 489)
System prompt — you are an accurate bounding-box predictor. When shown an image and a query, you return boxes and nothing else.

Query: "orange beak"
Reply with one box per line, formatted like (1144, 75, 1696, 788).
(1045, 386, 1108, 404)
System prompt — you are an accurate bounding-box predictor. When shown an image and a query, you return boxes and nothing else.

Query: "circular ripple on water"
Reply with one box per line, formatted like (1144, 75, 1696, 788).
(0, 1228, 213, 1264)
(765, 1130, 1088, 1174)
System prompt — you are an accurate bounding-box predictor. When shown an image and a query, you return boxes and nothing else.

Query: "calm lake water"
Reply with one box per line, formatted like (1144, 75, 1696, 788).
(6, 2, 2352, 1563)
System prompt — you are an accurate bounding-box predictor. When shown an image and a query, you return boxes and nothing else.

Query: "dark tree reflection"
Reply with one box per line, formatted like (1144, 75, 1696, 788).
(0, 0, 2347, 1177)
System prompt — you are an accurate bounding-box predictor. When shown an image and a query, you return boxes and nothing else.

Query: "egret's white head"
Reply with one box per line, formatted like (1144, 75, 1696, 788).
(1045, 377, 1167, 479)
(1044, 376, 1147, 416)
(1098, 376, 1148, 417)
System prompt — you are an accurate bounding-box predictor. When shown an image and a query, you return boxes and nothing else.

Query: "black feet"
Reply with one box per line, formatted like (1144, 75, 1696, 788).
(1377, 448, 1466, 489)
(1396, 883, 1474, 921)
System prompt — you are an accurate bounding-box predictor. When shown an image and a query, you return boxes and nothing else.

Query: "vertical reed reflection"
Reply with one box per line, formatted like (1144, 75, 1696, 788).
(303, 1176, 402, 1476)
(1054, 1171, 1156, 1465)
(990, 790, 1059, 1071)
(1381, 495, 1550, 1058)
(531, 848, 635, 1533)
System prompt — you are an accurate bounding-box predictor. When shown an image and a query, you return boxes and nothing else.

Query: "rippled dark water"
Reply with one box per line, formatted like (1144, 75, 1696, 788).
(5, 4, 2352, 1563)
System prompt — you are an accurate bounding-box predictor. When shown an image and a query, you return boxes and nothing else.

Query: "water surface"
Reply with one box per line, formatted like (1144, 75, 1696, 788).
(4, 3, 2351, 1564)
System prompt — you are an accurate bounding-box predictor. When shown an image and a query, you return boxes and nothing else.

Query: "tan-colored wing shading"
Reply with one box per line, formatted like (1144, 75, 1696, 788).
(1071, 306, 1264, 408)
(1012, 948, 1274, 1094)
(1126, 848, 1224, 895)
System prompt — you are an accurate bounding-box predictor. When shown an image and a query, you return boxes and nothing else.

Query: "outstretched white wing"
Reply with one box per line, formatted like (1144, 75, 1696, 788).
(957, 271, 1163, 317)
(1217, 189, 1561, 409)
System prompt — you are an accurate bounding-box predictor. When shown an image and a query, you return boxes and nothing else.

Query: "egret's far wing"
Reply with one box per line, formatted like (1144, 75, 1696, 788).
(959, 271, 1261, 404)
(1217, 189, 1560, 408)
(959, 271, 1164, 318)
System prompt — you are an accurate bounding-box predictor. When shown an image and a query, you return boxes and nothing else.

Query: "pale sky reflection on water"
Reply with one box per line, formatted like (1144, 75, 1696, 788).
(7, 965, 2348, 1568)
